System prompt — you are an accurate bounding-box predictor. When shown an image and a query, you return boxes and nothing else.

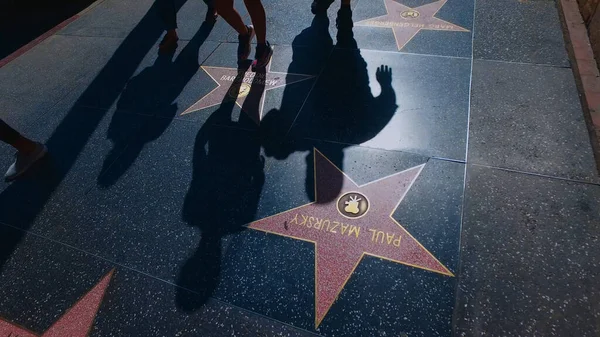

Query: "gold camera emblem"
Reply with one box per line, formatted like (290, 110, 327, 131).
(337, 192, 370, 219)
(401, 10, 420, 18)
(228, 82, 251, 99)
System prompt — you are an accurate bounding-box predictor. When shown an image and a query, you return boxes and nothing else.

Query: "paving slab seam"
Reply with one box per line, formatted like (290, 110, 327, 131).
(470, 163, 600, 186)
(299, 136, 467, 164)
(0, 0, 108, 68)
(279, 46, 337, 142)
(0, 219, 324, 337)
(473, 57, 573, 69)
(557, 0, 600, 173)
(334, 46, 472, 60)
(53, 33, 132, 40)
(452, 0, 477, 333)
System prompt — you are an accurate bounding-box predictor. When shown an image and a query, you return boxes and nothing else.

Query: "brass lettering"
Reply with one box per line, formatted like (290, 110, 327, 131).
(349, 225, 360, 238)
(341, 223, 349, 235)
(314, 217, 323, 230)
(300, 215, 308, 226)
(323, 220, 330, 231)
(376, 231, 385, 244)
(331, 221, 339, 233)
(307, 216, 314, 228)
(369, 228, 377, 241)
(290, 213, 299, 225)
(393, 236, 401, 247)
(386, 233, 395, 245)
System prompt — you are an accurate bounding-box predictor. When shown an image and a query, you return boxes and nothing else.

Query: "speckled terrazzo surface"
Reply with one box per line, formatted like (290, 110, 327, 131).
(0, 0, 599, 336)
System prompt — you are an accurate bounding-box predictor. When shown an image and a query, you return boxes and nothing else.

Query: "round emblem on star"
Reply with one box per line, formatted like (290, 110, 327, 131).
(337, 192, 370, 219)
(228, 82, 251, 99)
(400, 9, 420, 18)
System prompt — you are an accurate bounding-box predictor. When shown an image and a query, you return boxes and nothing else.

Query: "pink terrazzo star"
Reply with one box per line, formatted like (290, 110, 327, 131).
(249, 149, 453, 327)
(356, 0, 470, 51)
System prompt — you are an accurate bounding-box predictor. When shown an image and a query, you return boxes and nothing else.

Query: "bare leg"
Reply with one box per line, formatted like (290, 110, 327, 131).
(243, 0, 267, 44)
(215, 0, 249, 35)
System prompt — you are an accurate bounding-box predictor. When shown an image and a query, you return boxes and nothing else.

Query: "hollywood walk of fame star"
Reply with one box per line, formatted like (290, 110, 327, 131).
(182, 62, 315, 124)
(0, 270, 114, 337)
(356, 0, 470, 51)
(249, 149, 453, 328)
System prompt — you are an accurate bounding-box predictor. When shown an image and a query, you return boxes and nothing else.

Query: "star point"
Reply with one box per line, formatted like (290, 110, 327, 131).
(0, 269, 114, 337)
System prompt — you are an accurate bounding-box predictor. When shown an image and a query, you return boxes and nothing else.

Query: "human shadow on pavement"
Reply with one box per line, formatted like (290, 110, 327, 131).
(176, 64, 267, 311)
(0, 1, 186, 272)
(260, 7, 398, 202)
(98, 21, 214, 187)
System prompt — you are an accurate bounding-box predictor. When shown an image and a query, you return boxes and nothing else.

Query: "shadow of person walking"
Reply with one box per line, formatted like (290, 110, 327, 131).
(176, 65, 267, 311)
(260, 7, 398, 203)
(0, 0, 190, 273)
(98, 20, 215, 188)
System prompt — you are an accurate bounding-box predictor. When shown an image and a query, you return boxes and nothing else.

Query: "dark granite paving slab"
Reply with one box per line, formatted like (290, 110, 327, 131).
(0, 104, 149, 237)
(44, 119, 266, 279)
(0, 35, 122, 104)
(456, 165, 600, 336)
(468, 60, 599, 182)
(0, 225, 316, 336)
(35, 121, 464, 335)
(76, 37, 220, 115)
(175, 42, 322, 125)
(352, 0, 474, 57)
(59, 0, 233, 41)
(58, 0, 156, 38)
(283, 48, 471, 160)
(473, 0, 569, 66)
(218, 143, 464, 336)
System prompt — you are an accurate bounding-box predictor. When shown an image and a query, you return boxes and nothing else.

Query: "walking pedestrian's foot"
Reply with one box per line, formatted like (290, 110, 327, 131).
(252, 42, 273, 71)
(311, 0, 334, 14)
(238, 25, 255, 62)
(205, 6, 218, 23)
(4, 142, 47, 182)
(159, 31, 179, 53)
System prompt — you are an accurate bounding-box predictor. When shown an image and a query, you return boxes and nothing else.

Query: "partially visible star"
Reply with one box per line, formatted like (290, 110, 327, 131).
(182, 62, 314, 124)
(0, 270, 114, 337)
(356, 0, 470, 51)
(249, 149, 453, 328)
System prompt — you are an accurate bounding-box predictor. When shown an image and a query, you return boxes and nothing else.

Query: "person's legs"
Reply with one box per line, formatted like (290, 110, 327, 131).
(0, 119, 47, 181)
(214, 0, 255, 61)
(158, 0, 179, 51)
(242, 0, 266, 44)
(242, 0, 272, 70)
(214, 0, 248, 35)
(203, 0, 218, 23)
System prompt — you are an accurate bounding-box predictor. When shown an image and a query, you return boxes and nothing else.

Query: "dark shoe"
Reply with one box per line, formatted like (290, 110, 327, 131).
(205, 6, 218, 23)
(159, 32, 179, 53)
(252, 42, 273, 71)
(238, 25, 255, 62)
(311, 0, 334, 14)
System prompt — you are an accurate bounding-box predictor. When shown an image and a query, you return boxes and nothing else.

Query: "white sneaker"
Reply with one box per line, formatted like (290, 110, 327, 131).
(4, 142, 47, 182)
